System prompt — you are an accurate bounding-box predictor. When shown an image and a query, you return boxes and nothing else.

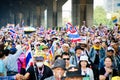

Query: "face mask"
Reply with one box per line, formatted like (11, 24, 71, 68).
(36, 62, 43, 67)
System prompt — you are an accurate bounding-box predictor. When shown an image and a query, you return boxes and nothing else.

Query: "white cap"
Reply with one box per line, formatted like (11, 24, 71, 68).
(80, 55, 88, 62)
(107, 46, 114, 51)
(62, 43, 69, 48)
(35, 42, 40, 46)
(93, 39, 100, 44)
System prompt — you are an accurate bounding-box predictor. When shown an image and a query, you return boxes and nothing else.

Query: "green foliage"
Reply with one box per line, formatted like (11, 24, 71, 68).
(94, 6, 108, 26)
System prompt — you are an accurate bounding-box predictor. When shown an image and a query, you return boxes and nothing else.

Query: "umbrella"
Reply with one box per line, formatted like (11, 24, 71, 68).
(24, 27, 36, 34)
(24, 27, 36, 32)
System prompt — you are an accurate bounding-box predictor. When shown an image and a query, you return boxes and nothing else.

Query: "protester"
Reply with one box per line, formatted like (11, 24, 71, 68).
(34, 42, 41, 54)
(0, 42, 6, 76)
(4, 45, 25, 76)
(62, 43, 69, 53)
(50, 59, 66, 80)
(78, 55, 94, 80)
(99, 57, 118, 80)
(111, 40, 120, 55)
(62, 43, 74, 56)
(69, 42, 76, 54)
(89, 38, 106, 80)
(65, 66, 83, 80)
(16, 52, 53, 80)
(99, 47, 117, 69)
(46, 39, 53, 48)
(113, 23, 118, 33)
(0, 22, 120, 80)
(54, 55, 62, 61)
(54, 42, 62, 56)
(101, 40, 108, 51)
(70, 46, 84, 66)
(62, 52, 71, 69)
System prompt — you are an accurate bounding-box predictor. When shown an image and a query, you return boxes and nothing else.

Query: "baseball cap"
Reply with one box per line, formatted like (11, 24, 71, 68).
(107, 46, 114, 52)
(66, 66, 83, 77)
(93, 39, 100, 44)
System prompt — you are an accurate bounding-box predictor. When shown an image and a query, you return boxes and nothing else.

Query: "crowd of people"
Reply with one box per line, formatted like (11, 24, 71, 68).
(0, 22, 120, 80)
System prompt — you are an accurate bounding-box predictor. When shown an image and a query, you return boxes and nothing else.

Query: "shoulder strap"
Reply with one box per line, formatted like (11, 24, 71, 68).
(85, 50, 92, 61)
(72, 56, 74, 64)
(72, 55, 77, 65)
(74, 55, 77, 64)
(33, 65, 38, 80)
(85, 50, 89, 57)
(18, 58, 22, 64)
(85, 50, 93, 65)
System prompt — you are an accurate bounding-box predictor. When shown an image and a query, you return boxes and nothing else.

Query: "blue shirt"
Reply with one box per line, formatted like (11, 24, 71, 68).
(4, 49, 23, 72)
(0, 59, 6, 76)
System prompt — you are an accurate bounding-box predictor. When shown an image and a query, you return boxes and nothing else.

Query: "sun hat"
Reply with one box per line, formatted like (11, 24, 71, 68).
(52, 59, 66, 70)
(80, 55, 88, 62)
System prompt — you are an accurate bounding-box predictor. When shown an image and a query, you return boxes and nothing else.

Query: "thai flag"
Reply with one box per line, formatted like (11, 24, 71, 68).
(66, 23, 81, 43)
(25, 45, 33, 70)
(48, 44, 54, 60)
(88, 28, 94, 34)
(7, 24, 15, 29)
(39, 26, 44, 33)
(66, 22, 73, 31)
(51, 30, 56, 35)
(9, 29, 17, 39)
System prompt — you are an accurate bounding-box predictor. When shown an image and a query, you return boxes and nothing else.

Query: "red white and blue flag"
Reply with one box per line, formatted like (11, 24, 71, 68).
(39, 26, 44, 34)
(8, 29, 18, 39)
(48, 43, 55, 60)
(66, 23, 81, 43)
(25, 45, 33, 70)
(51, 30, 57, 35)
(7, 24, 15, 29)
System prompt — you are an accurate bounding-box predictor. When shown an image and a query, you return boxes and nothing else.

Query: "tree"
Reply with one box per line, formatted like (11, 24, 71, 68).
(94, 6, 108, 26)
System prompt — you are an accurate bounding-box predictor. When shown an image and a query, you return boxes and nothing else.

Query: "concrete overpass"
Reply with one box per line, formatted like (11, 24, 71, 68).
(0, 0, 93, 28)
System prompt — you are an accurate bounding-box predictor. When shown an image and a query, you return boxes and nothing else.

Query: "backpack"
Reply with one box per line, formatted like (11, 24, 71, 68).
(17, 53, 26, 73)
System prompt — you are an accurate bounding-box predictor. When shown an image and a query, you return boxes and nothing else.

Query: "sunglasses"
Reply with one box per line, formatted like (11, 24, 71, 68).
(36, 44, 40, 46)
(96, 42, 100, 44)
(63, 58, 69, 60)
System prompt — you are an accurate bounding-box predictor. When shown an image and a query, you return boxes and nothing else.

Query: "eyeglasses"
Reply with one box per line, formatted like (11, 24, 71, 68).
(63, 58, 69, 60)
